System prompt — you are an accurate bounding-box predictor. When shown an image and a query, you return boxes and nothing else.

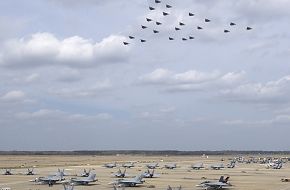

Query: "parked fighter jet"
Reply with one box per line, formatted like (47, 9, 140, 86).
(142, 169, 159, 178)
(164, 163, 177, 169)
(63, 183, 75, 190)
(191, 163, 204, 170)
(146, 163, 159, 169)
(227, 161, 236, 168)
(266, 161, 282, 169)
(112, 168, 128, 178)
(80, 169, 91, 177)
(122, 162, 134, 168)
(3, 169, 12, 175)
(26, 168, 35, 175)
(210, 163, 224, 170)
(70, 173, 97, 185)
(196, 176, 231, 190)
(110, 174, 144, 187)
(104, 162, 117, 168)
(30, 170, 65, 185)
(167, 185, 182, 190)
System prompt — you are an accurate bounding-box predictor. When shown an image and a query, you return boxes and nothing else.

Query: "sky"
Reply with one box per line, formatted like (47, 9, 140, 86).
(0, 0, 290, 151)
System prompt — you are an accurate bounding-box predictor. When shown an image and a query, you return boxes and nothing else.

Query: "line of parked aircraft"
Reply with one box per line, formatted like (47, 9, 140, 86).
(1, 156, 288, 190)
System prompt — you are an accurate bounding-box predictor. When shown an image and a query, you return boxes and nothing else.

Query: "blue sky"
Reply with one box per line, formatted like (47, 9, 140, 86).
(0, 0, 290, 150)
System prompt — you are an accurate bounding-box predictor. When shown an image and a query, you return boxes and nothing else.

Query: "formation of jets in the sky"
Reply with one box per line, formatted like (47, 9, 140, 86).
(123, 0, 253, 45)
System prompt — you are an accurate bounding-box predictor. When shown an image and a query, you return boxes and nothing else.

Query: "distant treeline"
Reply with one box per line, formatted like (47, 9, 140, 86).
(0, 150, 290, 156)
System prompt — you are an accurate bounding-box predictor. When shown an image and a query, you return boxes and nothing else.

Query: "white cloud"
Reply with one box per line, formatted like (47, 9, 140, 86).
(16, 109, 113, 121)
(0, 90, 26, 102)
(0, 33, 130, 68)
(139, 68, 245, 92)
(221, 75, 290, 104)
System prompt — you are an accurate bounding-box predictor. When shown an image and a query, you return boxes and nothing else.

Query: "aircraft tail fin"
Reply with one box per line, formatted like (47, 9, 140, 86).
(219, 176, 224, 182)
(87, 173, 96, 181)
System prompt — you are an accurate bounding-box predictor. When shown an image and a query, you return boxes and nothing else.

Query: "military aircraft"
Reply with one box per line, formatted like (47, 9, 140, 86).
(142, 169, 159, 178)
(30, 170, 65, 185)
(104, 162, 117, 168)
(167, 185, 182, 190)
(191, 163, 204, 170)
(70, 173, 97, 185)
(164, 163, 177, 169)
(110, 174, 145, 187)
(227, 161, 236, 168)
(189, 12, 194, 16)
(146, 163, 159, 169)
(26, 168, 35, 175)
(112, 168, 128, 178)
(210, 163, 224, 170)
(122, 162, 134, 168)
(63, 183, 75, 190)
(80, 169, 91, 177)
(3, 169, 12, 175)
(166, 4, 172, 8)
(196, 176, 232, 190)
(266, 161, 282, 169)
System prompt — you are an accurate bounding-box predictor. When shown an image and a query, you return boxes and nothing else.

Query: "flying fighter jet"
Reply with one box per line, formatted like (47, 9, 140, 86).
(110, 174, 145, 187)
(104, 162, 117, 168)
(191, 163, 204, 170)
(205, 19, 211, 22)
(210, 163, 224, 170)
(230, 22, 236, 26)
(169, 37, 174, 40)
(149, 6, 155, 10)
(156, 21, 162, 25)
(197, 26, 203, 30)
(189, 36, 195, 40)
(163, 12, 169, 16)
(146, 163, 159, 169)
(146, 18, 153, 22)
(155, 0, 161, 3)
(70, 173, 97, 185)
(246, 27, 252, 30)
(175, 27, 181, 31)
(189, 12, 194, 16)
(166, 4, 172, 8)
(128, 36, 135, 39)
(141, 25, 148, 29)
(224, 30, 230, 33)
(196, 176, 231, 190)
(164, 163, 177, 169)
(182, 38, 187, 41)
(140, 39, 146, 43)
(179, 22, 185, 26)
(112, 168, 128, 178)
